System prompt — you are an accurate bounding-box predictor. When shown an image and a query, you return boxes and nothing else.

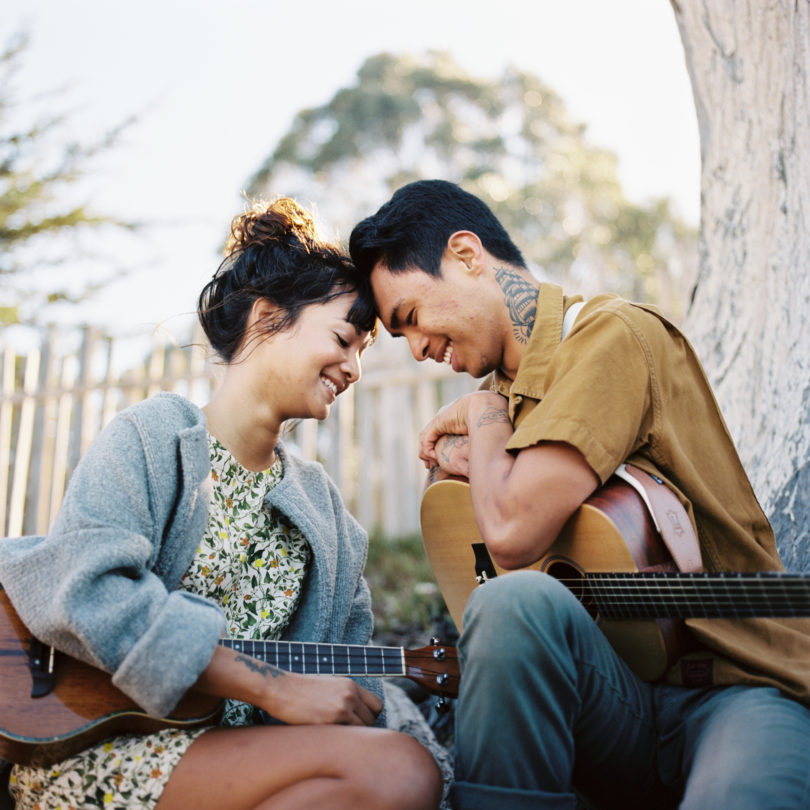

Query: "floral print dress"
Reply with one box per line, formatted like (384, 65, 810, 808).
(9, 435, 311, 810)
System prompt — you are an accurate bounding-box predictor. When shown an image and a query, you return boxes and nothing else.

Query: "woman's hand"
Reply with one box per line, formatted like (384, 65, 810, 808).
(257, 668, 383, 727)
(192, 645, 383, 727)
(418, 391, 506, 470)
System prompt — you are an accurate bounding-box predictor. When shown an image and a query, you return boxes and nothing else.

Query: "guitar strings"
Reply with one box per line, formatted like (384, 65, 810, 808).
(548, 573, 810, 617)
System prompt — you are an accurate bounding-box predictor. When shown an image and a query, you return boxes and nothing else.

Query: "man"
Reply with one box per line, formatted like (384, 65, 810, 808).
(349, 179, 810, 809)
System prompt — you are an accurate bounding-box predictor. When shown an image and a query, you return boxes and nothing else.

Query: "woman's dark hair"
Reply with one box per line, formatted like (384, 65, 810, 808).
(349, 179, 526, 278)
(199, 198, 377, 362)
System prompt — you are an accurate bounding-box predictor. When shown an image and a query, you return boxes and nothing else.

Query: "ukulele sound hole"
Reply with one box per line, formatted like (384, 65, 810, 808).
(543, 558, 597, 619)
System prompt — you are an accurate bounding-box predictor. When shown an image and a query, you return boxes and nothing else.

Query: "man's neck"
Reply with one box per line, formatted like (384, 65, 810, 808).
(493, 264, 539, 379)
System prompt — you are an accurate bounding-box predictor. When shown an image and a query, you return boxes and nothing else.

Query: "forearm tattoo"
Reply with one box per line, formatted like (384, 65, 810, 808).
(495, 266, 537, 344)
(439, 434, 469, 465)
(236, 653, 283, 679)
(477, 405, 511, 428)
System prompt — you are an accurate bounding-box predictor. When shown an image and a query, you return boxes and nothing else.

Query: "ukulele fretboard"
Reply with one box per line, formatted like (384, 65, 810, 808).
(219, 639, 407, 676)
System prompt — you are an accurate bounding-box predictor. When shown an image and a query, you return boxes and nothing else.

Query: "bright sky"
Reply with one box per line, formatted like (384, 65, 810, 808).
(3, 0, 700, 339)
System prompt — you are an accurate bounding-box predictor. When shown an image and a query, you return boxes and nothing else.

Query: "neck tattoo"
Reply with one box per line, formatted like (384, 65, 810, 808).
(495, 266, 537, 345)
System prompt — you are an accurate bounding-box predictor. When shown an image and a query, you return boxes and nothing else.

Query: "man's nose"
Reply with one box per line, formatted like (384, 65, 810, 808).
(408, 333, 429, 362)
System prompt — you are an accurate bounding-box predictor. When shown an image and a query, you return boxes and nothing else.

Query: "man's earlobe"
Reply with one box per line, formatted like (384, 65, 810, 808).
(447, 231, 483, 273)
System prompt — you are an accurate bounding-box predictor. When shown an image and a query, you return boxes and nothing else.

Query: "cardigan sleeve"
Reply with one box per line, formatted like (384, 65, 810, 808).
(0, 399, 226, 717)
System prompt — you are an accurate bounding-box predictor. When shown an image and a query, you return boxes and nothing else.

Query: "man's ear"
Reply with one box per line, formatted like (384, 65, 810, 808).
(447, 231, 485, 274)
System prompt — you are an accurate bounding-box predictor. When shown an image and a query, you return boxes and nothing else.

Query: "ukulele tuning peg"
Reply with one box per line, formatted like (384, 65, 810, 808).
(435, 697, 451, 715)
(430, 636, 440, 645)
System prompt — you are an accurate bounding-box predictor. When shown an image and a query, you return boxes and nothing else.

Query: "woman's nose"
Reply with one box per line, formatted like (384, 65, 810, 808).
(343, 352, 361, 383)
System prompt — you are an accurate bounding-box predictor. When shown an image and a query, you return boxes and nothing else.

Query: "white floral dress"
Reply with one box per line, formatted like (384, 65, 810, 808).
(9, 435, 311, 810)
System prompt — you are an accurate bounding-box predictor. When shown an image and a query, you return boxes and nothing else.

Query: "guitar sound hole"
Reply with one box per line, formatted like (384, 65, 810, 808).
(543, 558, 597, 619)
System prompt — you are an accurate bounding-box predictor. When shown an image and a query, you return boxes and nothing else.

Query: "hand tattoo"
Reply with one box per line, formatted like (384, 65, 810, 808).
(495, 266, 537, 344)
(439, 434, 469, 465)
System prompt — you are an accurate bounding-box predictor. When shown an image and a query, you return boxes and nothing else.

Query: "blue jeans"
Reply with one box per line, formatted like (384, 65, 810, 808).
(450, 571, 810, 809)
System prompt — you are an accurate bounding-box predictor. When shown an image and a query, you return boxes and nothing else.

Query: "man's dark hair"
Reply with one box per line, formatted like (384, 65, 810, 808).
(349, 179, 526, 277)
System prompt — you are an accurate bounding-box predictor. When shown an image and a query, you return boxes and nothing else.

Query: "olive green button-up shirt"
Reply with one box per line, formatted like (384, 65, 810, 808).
(487, 283, 810, 703)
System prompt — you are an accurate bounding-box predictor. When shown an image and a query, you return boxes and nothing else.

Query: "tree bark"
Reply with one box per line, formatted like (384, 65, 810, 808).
(671, 0, 810, 569)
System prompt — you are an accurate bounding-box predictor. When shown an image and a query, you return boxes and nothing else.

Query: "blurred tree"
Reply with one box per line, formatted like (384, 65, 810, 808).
(0, 33, 135, 325)
(247, 51, 696, 319)
(674, 2, 810, 568)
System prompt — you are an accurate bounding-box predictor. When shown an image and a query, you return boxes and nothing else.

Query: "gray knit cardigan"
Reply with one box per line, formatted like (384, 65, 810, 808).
(0, 393, 381, 718)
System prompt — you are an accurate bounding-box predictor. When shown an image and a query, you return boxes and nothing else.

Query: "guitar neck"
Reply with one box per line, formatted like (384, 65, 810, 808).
(219, 639, 406, 678)
(586, 571, 810, 619)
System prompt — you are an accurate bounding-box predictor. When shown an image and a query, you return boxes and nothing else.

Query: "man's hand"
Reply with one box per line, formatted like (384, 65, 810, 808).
(418, 391, 507, 469)
(432, 434, 470, 478)
(417, 390, 600, 571)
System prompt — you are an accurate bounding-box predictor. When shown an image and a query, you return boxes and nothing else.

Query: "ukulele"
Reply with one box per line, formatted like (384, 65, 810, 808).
(0, 588, 459, 766)
(420, 476, 810, 682)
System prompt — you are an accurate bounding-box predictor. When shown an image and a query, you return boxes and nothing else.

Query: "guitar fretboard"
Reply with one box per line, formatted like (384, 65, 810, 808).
(581, 572, 810, 619)
(219, 639, 406, 677)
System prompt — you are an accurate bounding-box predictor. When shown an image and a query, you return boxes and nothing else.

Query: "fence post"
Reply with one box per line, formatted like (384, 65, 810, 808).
(7, 348, 40, 538)
(0, 348, 15, 535)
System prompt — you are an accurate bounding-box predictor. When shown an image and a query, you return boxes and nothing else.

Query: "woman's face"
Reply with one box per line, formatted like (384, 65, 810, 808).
(252, 293, 372, 422)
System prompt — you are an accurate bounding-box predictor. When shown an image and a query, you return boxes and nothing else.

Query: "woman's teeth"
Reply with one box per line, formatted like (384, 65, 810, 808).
(443, 344, 453, 364)
(321, 377, 338, 395)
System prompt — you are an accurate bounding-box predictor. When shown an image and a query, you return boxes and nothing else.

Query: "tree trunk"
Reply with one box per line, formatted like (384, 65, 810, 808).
(671, 0, 810, 570)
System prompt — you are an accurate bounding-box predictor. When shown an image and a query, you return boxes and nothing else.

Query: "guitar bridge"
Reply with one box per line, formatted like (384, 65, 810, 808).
(27, 637, 56, 698)
(472, 543, 498, 584)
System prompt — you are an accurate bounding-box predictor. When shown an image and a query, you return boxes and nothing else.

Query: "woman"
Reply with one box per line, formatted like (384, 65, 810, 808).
(0, 199, 442, 810)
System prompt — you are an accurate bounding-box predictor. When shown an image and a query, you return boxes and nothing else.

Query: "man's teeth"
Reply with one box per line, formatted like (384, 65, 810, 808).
(443, 344, 453, 364)
(321, 377, 338, 395)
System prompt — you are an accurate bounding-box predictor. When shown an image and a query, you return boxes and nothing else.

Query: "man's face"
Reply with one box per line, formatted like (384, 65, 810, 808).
(370, 255, 503, 378)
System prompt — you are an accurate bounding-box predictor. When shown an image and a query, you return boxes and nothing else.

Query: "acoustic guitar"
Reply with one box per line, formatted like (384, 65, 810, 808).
(420, 477, 810, 683)
(0, 589, 459, 766)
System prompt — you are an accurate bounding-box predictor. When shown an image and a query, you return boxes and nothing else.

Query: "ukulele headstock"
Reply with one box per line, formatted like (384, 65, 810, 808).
(403, 639, 460, 699)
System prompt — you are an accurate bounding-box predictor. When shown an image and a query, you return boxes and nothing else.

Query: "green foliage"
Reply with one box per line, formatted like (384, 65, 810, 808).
(365, 529, 450, 643)
(0, 33, 135, 324)
(247, 51, 696, 317)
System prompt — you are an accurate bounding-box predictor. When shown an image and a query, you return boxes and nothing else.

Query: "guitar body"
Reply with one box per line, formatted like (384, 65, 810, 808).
(0, 589, 223, 766)
(420, 476, 695, 682)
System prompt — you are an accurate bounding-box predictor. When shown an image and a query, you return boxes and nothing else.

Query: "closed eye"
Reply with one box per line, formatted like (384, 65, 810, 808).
(335, 333, 349, 348)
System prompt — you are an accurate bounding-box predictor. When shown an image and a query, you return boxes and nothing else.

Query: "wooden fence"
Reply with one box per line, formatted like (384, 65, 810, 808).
(0, 326, 473, 540)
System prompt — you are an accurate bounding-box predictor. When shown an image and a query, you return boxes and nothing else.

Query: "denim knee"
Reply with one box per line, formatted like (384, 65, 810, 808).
(462, 571, 583, 647)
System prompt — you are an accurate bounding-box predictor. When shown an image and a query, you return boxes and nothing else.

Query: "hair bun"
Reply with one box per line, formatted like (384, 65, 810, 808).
(226, 198, 318, 255)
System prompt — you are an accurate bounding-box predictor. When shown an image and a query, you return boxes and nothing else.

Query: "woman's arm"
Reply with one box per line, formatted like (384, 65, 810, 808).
(192, 645, 383, 726)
